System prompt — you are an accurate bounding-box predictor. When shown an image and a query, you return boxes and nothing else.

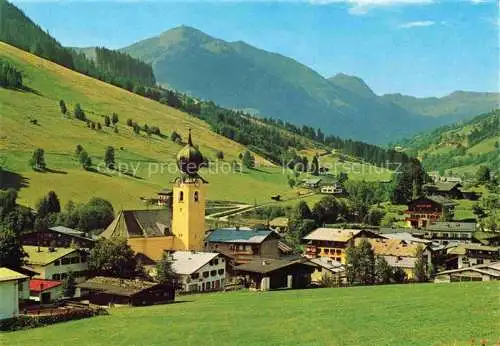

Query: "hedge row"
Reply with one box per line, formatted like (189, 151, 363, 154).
(0, 307, 107, 332)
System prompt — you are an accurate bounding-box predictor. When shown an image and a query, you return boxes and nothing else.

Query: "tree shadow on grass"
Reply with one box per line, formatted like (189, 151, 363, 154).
(115, 168, 144, 180)
(250, 167, 272, 174)
(45, 168, 68, 174)
(86, 167, 111, 177)
(22, 85, 42, 97)
(0, 170, 30, 190)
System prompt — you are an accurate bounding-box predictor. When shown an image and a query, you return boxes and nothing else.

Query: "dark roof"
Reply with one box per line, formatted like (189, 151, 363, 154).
(278, 241, 293, 254)
(302, 178, 322, 185)
(423, 195, 457, 206)
(157, 188, 173, 195)
(423, 182, 462, 192)
(234, 258, 316, 274)
(207, 229, 279, 244)
(425, 222, 476, 233)
(77, 276, 162, 297)
(47, 226, 95, 242)
(100, 209, 171, 239)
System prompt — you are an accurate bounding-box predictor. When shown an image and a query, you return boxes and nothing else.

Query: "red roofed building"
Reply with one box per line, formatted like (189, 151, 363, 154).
(29, 279, 63, 304)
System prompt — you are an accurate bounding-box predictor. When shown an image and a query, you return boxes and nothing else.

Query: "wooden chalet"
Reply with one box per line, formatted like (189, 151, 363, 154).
(445, 244, 500, 270)
(301, 178, 322, 189)
(233, 257, 316, 291)
(156, 188, 173, 207)
(303, 228, 382, 264)
(423, 182, 463, 199)
(412, 222, 477, 244)
(434, 261, 500, 282)
(405, 196, 456, 228)
(78, 276, 175, 306)
(21, 226, 95, 249)
(205, 228, 283, 265)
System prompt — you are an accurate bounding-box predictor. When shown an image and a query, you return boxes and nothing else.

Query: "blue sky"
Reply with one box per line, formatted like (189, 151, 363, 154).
(11, 0, 499, 97)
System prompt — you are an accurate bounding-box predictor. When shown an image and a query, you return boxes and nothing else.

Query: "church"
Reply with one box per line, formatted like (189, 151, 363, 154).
(100, 129, 208, 261)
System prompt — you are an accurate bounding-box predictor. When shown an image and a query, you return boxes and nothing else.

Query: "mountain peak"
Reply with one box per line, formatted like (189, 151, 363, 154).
(328, 73, 375, 98)
(160, 25, 214, 41)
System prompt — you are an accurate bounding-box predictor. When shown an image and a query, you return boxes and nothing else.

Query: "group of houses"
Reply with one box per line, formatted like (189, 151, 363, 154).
(1, 131, 498, 322)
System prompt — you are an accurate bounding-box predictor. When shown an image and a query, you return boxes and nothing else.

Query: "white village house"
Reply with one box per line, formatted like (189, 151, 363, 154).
(0, 268, 29, 320)
(23, 246, 89, 283)
(169, 251, 226, 293)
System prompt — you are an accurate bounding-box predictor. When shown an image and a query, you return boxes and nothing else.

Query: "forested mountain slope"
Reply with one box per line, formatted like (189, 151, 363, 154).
(398, 109, 499, 175)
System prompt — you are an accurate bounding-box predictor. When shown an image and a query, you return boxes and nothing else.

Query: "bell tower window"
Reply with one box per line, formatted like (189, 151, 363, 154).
(179, 191, 184, 202)
(194, 191, 199, 202)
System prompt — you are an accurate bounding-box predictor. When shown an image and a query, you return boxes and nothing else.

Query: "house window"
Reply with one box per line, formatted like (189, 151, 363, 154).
(477, 259, 484, 265)
(214, 259, 219, 265)
(218, 269, 224, 275)
(179, 191, 184, 202)
(61, 273, 68, 280)
(70, 257, 80, 264)
(210, 270, 216, 276)
(203, 271, 209, 278)
(52, 274, 61, 280)
(61, 258, 70, 265)
(54, 260, 61, 266)
(194, 191, 199, 202)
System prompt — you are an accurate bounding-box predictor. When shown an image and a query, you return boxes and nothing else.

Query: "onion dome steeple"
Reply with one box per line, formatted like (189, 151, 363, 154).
(176, 129, 204, 177)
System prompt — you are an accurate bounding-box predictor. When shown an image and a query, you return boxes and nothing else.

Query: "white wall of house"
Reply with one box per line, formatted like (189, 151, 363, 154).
(457, 255, 495, 269)
(0, 280, 21, 320)
(30, 253, 89, 283)
(30, 285, 64, 303)
(180, 257, 226, 293)
(18, 279, 29, 300)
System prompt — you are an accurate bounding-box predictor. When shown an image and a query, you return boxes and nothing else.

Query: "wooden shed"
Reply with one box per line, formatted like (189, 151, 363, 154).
(78, 276, 175, 306)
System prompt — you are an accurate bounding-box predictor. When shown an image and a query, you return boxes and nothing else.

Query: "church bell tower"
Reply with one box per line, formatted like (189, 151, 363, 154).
(171, 129, 207, 251)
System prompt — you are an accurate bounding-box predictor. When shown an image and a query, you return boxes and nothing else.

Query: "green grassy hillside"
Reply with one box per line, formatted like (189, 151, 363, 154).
(397, 109, 499, 175)
(0, 42, 290, 209)
(382, 91, 499, 120)
(0, 42, 392, 211)
(4, 282, 499, 345)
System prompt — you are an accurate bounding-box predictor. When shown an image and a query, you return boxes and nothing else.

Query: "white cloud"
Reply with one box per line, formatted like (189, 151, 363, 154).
(398, 20, 435, 28)
(307, 0, 434, 15)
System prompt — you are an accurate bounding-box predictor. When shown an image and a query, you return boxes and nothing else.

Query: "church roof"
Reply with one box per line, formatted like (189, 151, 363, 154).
(100, 209, 171, 239)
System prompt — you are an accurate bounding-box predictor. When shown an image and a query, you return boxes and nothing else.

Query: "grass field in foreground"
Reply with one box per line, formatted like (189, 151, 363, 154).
(4, 282, 499, 345)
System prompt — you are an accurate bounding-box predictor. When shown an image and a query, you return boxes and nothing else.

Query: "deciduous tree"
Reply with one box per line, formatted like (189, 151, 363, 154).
(89, 238, 136, 278)
(59, 99, 67, 115)
(30, 148, 46, 171)
(0, 228, 25, 269)
(104, 146, 115, 169)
